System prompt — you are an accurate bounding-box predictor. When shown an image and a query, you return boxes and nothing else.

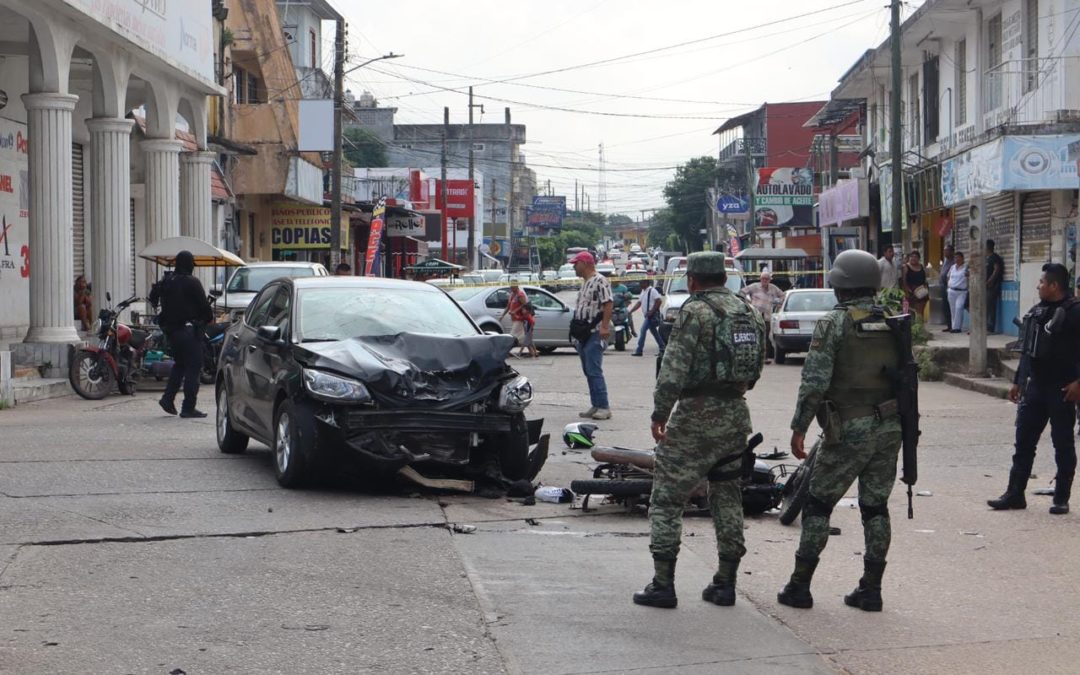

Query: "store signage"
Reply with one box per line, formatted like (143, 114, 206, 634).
(270, 203, 348, 250)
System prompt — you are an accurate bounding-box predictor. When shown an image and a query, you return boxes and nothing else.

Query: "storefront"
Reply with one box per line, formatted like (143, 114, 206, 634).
(269, 201, 349, 265)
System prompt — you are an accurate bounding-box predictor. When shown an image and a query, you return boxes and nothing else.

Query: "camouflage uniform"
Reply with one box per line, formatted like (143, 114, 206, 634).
(780, 295, 902, 611)
(636, 252, 765, 608)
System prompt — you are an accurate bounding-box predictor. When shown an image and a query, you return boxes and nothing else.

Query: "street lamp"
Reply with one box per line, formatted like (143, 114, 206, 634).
(344, 52, 404, 77)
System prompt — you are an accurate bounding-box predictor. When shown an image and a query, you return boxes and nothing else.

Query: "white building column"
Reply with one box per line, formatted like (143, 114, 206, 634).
(142, 138, 182, 283)
(87, 118, 134, 314)
(22, 92, 80, 343)
(180, 150, 216, 287)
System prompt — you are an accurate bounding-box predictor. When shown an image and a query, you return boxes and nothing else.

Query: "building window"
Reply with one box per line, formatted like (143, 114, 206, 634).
(1024, 0, 1039, 93)
(310, 29, 318, 68)
(909, 72, 920, 147)
(922, 56, 940, 144)
(233, 66, 263, 104)
(987, 14, 1003, 110)
(956, 39, 968, 126)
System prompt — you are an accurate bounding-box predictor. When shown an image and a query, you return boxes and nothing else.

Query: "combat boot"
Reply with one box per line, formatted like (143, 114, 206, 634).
(844, 558, 886, 612)
(633, 557, 677, 608)
(701, 557, 739, 607)
(1050, 474, 1073, 515)
(988, 468, 1028, 510)
(777, 555, 818, 609)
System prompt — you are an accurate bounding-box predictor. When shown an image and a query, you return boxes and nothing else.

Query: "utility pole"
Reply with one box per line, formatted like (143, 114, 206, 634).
(329, 17, 345, 268)
(889, 0, 902, 248)
(441, 107, 449, 262)
(574, 179, 579, 211)
(506, 108, 514, 268)
(467, 87, 483, 270)
(491, 178, 497, 243)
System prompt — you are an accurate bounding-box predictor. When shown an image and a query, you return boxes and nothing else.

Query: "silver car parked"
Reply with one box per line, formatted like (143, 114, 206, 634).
(449, 285, 574, 353)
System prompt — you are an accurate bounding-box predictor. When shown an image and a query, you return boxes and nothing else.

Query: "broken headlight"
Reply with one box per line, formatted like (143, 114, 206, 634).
(303, 369, 372, 403)
(498, 375, 533, 412)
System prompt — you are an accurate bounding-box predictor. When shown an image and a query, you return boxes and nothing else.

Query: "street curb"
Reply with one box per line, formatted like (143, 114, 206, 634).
(942, 372, 1011, 399)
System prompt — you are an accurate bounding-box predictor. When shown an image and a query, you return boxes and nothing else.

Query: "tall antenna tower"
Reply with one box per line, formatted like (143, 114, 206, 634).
(598, 142, 607, 214)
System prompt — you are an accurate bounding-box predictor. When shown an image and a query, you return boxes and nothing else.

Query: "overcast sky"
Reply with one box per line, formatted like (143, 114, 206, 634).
(335, 0, 923, 217)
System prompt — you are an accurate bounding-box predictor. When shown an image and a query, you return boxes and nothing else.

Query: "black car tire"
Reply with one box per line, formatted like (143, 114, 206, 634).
(570, 479, 653, 497)
(273, 400, 314, 488)
(216, 383, 249, 454)
(774, 346, 787, 365)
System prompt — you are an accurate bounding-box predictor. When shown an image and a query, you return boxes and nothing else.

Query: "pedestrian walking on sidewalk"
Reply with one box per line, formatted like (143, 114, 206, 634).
(629, 279, 665, 356)
(901, 251, 929, 319)
(570, 251, 613, 420)
(877, 245, 899, 289)
(633, 252, 765, 610)
(946, 252, 969, 333)
(777, 249, 903, 613)
(940, 245, 955, 329)
(989, 263, 1080, 515)
(149, 250, 214, 418)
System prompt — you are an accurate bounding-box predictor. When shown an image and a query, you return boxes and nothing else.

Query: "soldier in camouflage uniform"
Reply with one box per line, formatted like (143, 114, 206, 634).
(633, 252, 766, 609)
(777, 249, 903, 613)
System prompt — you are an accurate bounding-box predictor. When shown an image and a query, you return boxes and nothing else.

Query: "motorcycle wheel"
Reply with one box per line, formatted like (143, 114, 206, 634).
(778, 443, 818, 525)
(570, 479, 653, 497)
(68, 350, 113, 400)
(615, 330, 626, 351)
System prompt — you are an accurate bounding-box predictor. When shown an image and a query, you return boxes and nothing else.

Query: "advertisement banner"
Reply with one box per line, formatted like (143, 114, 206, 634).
(385, 214, 425, 238)
(818, 179, 862, 226)
(365, 200, 387, 276)
(940, 139, 1005, 206)
(0, 118, 29, 330)
(754, 167, 815, 228)
(434, 180, 475, 219)
(531, 195, 567, 216)
(526, 206, 563, 235)
(63, 0, 215, 87)
(270, 203, 348, 250)
(877, 163, 908, 234)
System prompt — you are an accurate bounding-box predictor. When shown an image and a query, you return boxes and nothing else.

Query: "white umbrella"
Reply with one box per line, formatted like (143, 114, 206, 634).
(139, 236, 245, 267)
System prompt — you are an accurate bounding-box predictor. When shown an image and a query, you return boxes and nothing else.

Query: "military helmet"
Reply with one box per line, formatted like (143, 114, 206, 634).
(828, 249, 881, 290)
(685, 251, 726, 276)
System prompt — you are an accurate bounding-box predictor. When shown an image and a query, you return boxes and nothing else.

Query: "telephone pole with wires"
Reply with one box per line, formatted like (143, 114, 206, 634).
(467, 86, 483, 269)
(889, 0, 902, 248)
(329, 18, 346, 269)
(441, 106, 449, 261)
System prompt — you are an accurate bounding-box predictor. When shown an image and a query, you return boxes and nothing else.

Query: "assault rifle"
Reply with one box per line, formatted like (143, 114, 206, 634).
(885, 314, 920, 519)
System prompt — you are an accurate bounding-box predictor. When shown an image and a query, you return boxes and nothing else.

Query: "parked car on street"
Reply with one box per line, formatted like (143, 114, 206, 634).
(215, 277, 546, 488)
(769, 288, 837, 364)
(557, 263, 581, 290)
(596, 262, 617, 278)
(218, 262, 329, 316)
(450, 284, 574, 353)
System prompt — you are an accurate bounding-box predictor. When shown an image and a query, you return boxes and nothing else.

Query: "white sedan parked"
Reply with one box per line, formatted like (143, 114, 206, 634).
(770, 288, 838, 364)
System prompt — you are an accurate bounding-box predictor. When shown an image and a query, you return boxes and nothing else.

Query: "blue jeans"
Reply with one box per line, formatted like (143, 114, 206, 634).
(575, 332, 609, 409)
(634, 314, 666, 355)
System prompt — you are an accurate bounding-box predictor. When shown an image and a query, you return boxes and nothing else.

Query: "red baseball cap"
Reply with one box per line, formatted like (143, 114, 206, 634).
(570, 251, 595, 265)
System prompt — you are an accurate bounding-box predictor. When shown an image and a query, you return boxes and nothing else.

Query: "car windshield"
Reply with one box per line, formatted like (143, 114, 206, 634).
(668, 274, 743, 295)
(298, 287, 478, 341)
(227, 266, 315, 292)
(784, 291, 837, 312)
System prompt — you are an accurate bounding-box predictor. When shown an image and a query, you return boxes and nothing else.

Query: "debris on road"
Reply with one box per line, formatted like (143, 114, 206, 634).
(525, 518, 540, 526)
(450, 523, 477, 534)
(1033, 488, 1054, 495)
(535, 486, 574, 503)
(917, 491, 933, 497)
(829, 527, 842, 536)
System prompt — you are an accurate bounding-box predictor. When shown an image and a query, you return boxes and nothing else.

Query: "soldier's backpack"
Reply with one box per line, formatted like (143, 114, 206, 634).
(698, 293, 766, 386)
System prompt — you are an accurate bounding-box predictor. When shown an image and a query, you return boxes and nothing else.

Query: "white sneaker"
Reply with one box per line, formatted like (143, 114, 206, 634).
(591, 408, 612, 420)
(578, 407, 597, 418)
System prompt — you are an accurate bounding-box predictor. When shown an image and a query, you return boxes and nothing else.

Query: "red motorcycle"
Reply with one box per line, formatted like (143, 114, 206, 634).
(69, 294, 153, 399)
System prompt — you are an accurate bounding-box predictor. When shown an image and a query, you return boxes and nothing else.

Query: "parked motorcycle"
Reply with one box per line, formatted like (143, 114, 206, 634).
(69, 293, 154, 399)
(570, 433, 797, 515)
(611, 306, 632, 352)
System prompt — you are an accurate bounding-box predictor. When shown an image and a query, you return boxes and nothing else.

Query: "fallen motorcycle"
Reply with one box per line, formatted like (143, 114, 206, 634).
(570, 432, 798, 515)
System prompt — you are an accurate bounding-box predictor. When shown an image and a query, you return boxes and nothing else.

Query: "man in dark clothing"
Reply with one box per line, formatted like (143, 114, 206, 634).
(149, 250, 214, 418)
(985, 239, 1004, 333)
(989, 264, 1080, 514)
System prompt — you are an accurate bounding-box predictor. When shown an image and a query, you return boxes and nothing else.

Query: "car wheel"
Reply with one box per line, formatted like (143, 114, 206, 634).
(216, 383, 249, 454)
(774, 345, 787, 365)
(273, 400, 312, 488)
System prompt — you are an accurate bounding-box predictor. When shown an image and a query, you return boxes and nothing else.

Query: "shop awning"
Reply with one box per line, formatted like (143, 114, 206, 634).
(735, 247, 809, 261)
(405, 258, 466, 273)
(139, 237, 245, 267)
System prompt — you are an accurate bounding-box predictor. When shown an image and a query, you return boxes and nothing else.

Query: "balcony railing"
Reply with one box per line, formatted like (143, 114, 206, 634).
(719, 137, 766, 162)
(982, 57, 1080, 128)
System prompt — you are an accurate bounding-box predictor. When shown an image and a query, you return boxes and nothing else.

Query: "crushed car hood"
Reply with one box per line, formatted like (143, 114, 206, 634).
(297, 332, 517, 405)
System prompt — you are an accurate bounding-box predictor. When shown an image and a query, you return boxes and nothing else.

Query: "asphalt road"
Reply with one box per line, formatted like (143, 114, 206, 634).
(1, 329, 1078, 674)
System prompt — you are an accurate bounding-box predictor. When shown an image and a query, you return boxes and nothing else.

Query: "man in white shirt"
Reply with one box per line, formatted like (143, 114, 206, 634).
(629, 279, 666, 357)
(877, 245, 899, 289)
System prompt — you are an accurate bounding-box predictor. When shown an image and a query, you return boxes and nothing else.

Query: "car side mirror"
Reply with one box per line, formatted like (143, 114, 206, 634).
(562, 306, 570, 312)
(256, 325, 283, 344)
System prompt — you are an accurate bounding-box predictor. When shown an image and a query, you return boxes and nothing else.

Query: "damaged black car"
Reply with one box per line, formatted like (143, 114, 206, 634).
(214, 277, 547, 489)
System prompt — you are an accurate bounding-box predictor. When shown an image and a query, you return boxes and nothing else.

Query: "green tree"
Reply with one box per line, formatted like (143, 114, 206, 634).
(662, 156, 740, 252)
(343, 127, 387, 168)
